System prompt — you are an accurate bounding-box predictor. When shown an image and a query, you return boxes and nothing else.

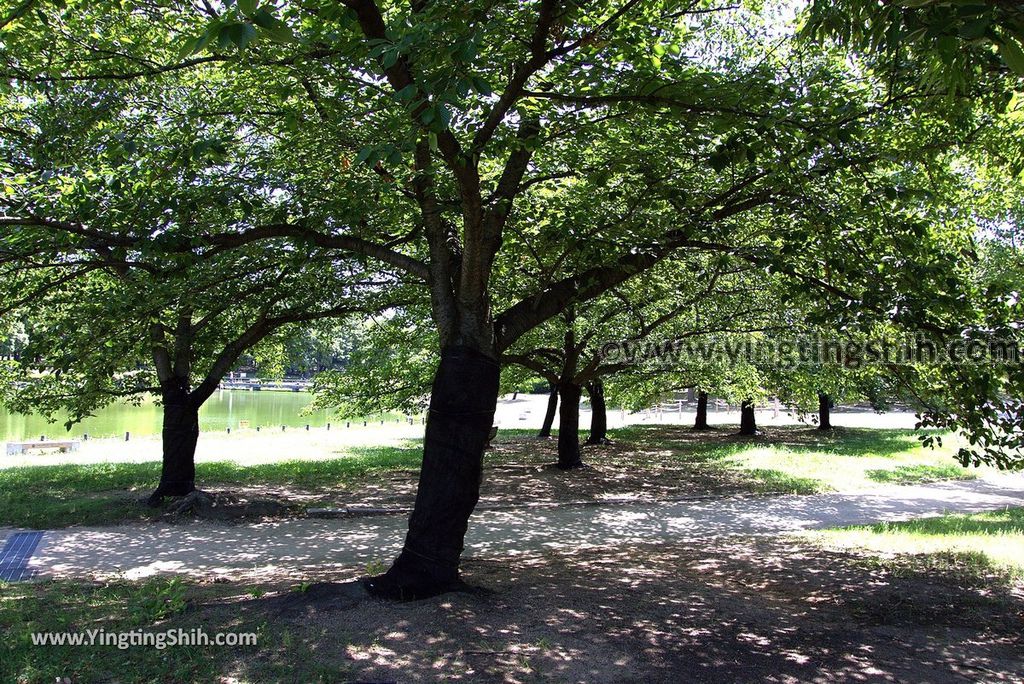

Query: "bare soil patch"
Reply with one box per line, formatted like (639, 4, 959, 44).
(279, 431, 765, 512)
(198, 537, 1024, 683)
(166, 426, 953, 519)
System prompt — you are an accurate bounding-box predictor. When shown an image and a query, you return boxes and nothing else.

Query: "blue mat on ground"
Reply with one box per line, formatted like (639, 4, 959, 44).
(0, 531, 44, 581)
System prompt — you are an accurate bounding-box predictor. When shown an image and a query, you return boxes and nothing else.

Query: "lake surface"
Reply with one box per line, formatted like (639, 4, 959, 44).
(0, 390, 334, 441)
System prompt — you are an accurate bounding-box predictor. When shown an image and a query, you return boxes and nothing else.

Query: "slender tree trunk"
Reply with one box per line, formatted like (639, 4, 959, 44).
(364, 345, 499, 600)
(557, 381, 584, 469)
(538, 383, 558, 438)
(147, 379, 199, 505)
(818, 392, 833, 431)
(693, 391, 710, 430)
(586, 379, 609, 445)
(738, 399, 757, 436)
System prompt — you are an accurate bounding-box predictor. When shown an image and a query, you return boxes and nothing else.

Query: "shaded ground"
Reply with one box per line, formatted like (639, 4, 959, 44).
(324, 434, 756, 510)
(5, 537, 1022, 683)
(0, 426, 975, 528)
(22, 477, 1024, 580)
(306, 426, 971, 511)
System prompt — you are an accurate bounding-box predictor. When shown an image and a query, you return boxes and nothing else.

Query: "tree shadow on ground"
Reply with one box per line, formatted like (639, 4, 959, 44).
(612, 424, 929, 458)
(2, 427, 962, 529)
(246, 425, 960, 510)
(207, 537, 1024, 683)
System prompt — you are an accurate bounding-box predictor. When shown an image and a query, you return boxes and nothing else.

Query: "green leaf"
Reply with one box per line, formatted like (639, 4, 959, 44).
(250, 8, 277, 28)
(998, 37, 1024, 76)
(958, 17, 990, 41)
(470, 76, 492, 97)
(257, 21, 298, 44)
(709, 151, 730, 171)
(238, 0, 258, 15)
(436, 105, 451, 128)
(221, 23, 257, 50)
(395, 84, 416, 102)
(354, 145, 374, 165)
(175, 36, 200, 61)
(217, 24, 236, 50)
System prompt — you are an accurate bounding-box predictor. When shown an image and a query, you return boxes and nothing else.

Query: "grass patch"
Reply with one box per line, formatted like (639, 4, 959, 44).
(806, 507, 1024, 581)
(865, 464, 974, 485)
(739, 469, 822, 494)
(708, 430, 977, 493)
(0, 446, 422, 529)
(605, 426, 977, 494)
(0, 426, 983, 528)
(197, 446, 421, 489)
(0, 577, 342, 684)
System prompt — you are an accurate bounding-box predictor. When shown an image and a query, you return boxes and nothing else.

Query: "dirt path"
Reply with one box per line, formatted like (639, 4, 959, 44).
(12, 475, 1023, 581)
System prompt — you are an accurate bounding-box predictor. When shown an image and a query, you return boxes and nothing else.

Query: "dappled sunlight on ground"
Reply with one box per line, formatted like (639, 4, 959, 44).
(22, 478, 1024, 584)
(196, 538, 1024, 682)
(213, 429, 768, 512)
(807, 507, 1024, 579)
(310, 425, 977, 511)
(1, 424, 981, 532)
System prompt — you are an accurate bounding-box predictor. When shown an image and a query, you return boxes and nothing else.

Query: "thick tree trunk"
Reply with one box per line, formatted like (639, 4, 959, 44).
(693, 391, 710, 430)
(738, 399, 757, 436)
(818, 392, 833, 431)
(364, 346, 499, 600)
(586, 380, 609, 445)
(557, 381, 584, 469)
(147, 380, 199, 505)
(538, 384, 558, 438)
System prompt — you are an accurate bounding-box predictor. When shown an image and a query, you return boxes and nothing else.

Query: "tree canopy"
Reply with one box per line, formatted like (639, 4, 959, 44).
(2, 0, 1023, 597)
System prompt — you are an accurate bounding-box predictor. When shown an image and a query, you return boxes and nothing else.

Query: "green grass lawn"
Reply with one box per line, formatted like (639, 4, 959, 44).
(0, 445, 421, 529)
(716, 432, 974, 493)
(805, 507, 1024, 581)
(0, 426, 983, 529)
(606, 425, 977, 494)
(0, 577, 339, 684)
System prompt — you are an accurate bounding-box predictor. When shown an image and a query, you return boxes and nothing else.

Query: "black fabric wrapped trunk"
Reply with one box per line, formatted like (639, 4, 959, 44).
(738, 399, 757, 436)
(557, 381, 584, 469)
(364, 345, 499, 600)
(148, 381, 199, 504)
(694, 391, 710, 430)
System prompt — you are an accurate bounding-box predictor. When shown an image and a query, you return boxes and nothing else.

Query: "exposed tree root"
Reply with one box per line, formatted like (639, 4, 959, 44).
(159, 489, 300, 522)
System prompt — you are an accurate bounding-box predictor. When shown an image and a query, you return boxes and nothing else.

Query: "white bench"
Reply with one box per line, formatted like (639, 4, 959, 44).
(6, 440, 80, 456)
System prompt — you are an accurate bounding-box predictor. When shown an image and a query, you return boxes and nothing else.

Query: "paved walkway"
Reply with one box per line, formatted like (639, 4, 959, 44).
(4, 476, 1019, 581)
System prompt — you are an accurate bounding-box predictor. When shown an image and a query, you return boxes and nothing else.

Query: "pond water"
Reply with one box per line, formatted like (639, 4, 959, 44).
(0, 390, 333, 441)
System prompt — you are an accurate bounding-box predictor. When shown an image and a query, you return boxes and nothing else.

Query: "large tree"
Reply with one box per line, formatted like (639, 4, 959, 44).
(0, 238, 397, 502)
(2, 0, 1020, 600)
(503, 253, 774, 467)
(0, 49, 406, 501)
